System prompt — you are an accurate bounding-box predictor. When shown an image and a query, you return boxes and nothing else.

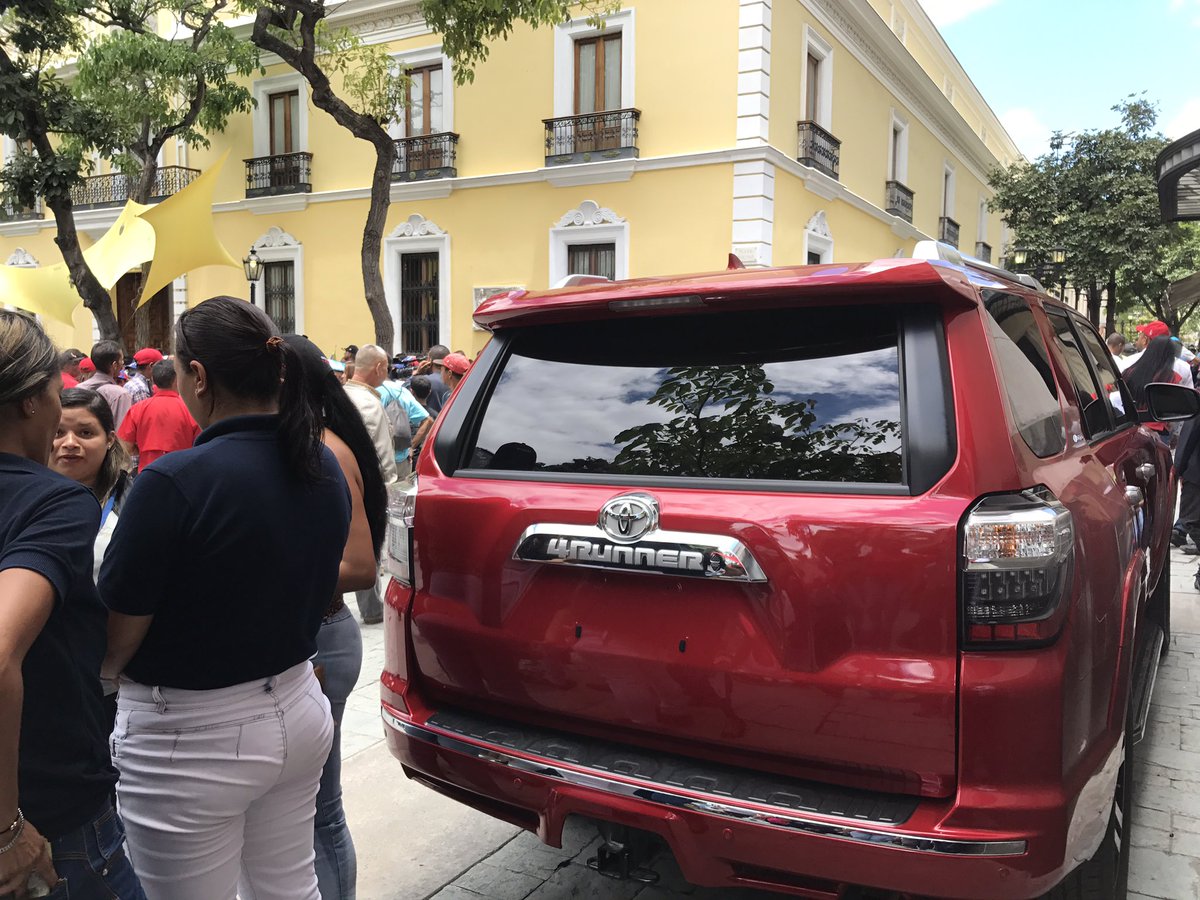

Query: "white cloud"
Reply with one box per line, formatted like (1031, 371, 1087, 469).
(1000, 107, 1052, 160)
(1165, 98, 1200, 140)
(917, 0, 1001, 27)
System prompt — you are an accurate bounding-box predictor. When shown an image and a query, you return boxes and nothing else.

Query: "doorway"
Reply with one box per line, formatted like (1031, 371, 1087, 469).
(399, 251, 439, 354)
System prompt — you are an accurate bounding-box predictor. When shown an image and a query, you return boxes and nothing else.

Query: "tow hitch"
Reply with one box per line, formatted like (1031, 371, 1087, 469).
(585, 823, 660, 884)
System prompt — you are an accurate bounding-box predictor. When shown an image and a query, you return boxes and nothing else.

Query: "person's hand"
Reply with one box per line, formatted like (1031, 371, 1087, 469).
(0, 820, 57, 897)
(415, 360, 433, 375)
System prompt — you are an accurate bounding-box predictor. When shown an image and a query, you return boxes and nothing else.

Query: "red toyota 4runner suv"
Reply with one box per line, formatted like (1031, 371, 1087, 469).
(380, 244, 1199, 899)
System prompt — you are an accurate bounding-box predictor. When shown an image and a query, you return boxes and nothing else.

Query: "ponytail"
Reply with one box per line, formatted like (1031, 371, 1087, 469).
(276, 338, 324, 483)
(176, 296, 324, 484)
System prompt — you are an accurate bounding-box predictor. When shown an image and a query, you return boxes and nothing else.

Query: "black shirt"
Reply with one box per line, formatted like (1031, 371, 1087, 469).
(99, 415, 351, 689)
(0, 454, 116, 839)
(425, 371, 450, 415)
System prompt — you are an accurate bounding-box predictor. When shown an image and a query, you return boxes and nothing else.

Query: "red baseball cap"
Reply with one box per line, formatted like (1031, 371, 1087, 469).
(1136, 321, 1170, 339)
(442, 352, 471, 375)
(79, 358, 95, 374)
(133, 348, 164, 367)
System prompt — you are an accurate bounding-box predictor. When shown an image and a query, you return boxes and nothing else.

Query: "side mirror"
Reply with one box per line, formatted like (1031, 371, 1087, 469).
(1145, 382, 1200, 422)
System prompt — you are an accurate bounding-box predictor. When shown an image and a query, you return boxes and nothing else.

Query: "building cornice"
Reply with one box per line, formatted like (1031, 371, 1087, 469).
(803, 0, 1008, 184)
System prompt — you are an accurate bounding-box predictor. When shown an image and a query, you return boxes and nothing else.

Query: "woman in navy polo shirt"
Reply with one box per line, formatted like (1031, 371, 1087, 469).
(0, 310, 146, 899)
(99, 297, 351, 900)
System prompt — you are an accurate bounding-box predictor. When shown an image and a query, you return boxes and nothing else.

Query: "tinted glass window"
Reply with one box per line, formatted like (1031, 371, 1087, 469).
(1072, 318, 1137, 428)
(1046, 312, 1112, 438)
(981, 292, 1065, 457)
(464, 306, 905, 484)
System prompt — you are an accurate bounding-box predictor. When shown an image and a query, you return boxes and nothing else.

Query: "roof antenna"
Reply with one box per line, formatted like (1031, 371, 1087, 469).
(727, 253, 745, 270)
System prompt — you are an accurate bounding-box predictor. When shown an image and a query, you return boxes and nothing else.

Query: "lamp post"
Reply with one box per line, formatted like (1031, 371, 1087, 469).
(242, 247, 262, 306)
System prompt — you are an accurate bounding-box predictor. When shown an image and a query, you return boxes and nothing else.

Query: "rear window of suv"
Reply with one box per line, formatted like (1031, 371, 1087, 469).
(462, 305, 905, 484)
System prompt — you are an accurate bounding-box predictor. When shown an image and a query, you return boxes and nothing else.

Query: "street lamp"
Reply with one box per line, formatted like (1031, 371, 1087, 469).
(242, 247, 262, 306)
(1050, 246, 1066, 266)
(1011, 247, 1029, 267)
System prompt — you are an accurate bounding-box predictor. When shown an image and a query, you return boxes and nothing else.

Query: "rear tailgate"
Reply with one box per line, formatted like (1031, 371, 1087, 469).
(412, 287, 974, 798)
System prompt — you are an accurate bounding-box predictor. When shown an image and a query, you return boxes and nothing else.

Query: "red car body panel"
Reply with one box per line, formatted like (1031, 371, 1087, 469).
(381, 258, 1170, 898)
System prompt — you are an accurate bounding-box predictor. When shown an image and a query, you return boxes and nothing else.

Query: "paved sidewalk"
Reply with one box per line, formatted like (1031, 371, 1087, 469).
(342, 548, 1200, 898)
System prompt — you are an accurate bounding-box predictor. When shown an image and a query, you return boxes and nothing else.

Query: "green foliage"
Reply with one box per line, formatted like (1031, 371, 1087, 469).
(422, 0, 618, 84)
(988, 96, 1197, 327)
(313, 23, 407, 123)
(609, 365, 902, 483)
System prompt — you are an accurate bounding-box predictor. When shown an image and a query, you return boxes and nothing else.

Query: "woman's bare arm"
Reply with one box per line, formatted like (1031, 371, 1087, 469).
(325, 433, 377, 593)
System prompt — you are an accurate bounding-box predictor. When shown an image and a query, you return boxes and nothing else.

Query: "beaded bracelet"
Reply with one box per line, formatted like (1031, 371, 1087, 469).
(0, 808, 25, 855)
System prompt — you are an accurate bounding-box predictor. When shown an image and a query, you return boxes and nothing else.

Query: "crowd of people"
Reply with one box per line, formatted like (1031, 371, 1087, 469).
(0, 303, 472, 900)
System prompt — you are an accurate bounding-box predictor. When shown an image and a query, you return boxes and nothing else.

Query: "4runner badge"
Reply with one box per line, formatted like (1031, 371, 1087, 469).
(598, 493, 659, 544)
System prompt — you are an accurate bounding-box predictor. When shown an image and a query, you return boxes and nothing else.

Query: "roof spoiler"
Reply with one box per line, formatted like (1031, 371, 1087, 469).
(912, 240, 1045, 292)
(551, 273, 613, 289)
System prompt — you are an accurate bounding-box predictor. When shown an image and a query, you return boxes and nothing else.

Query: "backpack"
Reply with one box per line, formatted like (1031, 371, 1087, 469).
(382, 388, 413, 454)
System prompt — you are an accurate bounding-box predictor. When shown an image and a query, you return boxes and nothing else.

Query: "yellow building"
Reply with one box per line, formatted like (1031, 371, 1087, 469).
(0, 0, 1022, 358)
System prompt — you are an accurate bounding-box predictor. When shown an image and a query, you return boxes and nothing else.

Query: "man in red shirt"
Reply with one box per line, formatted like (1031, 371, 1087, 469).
(59, 348, 85, 388)
(117, 359, 200, 472)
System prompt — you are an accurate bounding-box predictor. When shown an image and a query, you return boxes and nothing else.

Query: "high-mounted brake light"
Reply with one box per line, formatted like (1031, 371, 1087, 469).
(608, 295, 705, 311)
(960, 487, 1074, 647)
(385, 480, 418, 587)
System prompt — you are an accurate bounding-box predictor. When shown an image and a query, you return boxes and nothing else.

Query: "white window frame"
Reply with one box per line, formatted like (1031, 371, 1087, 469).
(549, 201, 629, 284)
(803, 211, 834, 265)
(388, 46, 454, 139)
(250, 227, 305, 335)
(252, 74, 310, 158)
(801, 26, 834, 131)
(977, 197, 989, 246)
(383, 216, 452, 352)
(942, 161, 957, 219)
(553, 9, 636, 118)
(888, 109, 909, 184)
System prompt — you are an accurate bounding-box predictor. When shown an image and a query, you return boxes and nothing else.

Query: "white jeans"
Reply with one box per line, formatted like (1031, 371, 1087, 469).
(112, 661, 334, 900)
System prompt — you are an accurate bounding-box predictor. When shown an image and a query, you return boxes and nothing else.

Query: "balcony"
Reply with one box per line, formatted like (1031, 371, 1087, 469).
(939, 216, 960, 248)
(544, 109, 640, 166)
(244, 153, 313, 198)
(975, 241, 992, 263)
(70, 166, 199, 211)
(393, 132, 459, 181)
(885, 180, 914, 223)
(797, 121, 841, 180)
(0, 198, 42, 221)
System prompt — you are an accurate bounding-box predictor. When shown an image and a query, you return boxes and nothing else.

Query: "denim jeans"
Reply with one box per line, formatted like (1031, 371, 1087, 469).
(113, 662, 333, 900)
(0, 801, 147, 900)
(313, 605, 363, 900)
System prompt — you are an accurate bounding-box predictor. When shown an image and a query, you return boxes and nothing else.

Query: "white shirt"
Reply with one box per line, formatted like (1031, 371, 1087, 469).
(1116, 350, 1194, 389)
(344, 380, 399, 485)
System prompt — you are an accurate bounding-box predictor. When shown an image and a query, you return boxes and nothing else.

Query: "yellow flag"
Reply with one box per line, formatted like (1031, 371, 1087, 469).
(0, 263, 83, 325)
(137, 149, 240, 305)
(82, 200, 156, 290)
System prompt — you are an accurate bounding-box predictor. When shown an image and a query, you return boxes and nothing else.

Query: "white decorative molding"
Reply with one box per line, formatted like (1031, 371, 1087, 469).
(804, 210, 834, 264)
(731, 159, 774, 267)
(383, 216, 451, 349)
(5, 247, 38, 267)
(390, 180, 454, 202)
(553, 10, 636, 119)
(544, 158, 636, 188)
(736, 1, 771, 148)
(389, 214, 446, 238)
(249, 227, 305, 335)
(550, 201, 629, 283)
(557, 200, 624, 228)
(253, 226, 300, 248)
(247, 193, 309, 216)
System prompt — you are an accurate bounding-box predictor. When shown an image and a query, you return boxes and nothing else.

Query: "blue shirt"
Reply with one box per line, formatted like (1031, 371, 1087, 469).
(378, 381, 430, 463)
(99, 415, 351, 689)
(0, 453, 115, 838)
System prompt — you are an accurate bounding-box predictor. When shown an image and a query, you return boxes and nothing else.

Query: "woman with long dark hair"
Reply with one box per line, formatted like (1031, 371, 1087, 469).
(0, 311, 146, 899)
(1124, 336, 1181, 443)
(50, 388, 132, 580)
(283, 334, 385, 900)
(98, 297, 352, 900)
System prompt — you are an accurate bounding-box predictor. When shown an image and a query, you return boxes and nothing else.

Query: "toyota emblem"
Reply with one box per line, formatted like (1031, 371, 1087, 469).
(598, 493, 660, 544)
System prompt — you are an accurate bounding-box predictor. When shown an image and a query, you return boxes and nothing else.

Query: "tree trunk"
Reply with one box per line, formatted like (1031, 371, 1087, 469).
(1105, 291, 1115, 335)
(1089, 279, 1102, 331)
(130, 158, 160, 349)
(1107, 272, 1118, 331)
(46, 198, 119, 344)
(362, 145, 395, 353)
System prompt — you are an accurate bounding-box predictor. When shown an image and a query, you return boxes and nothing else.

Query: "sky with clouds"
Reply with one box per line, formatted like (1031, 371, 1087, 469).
(918, 0, 1198, 159)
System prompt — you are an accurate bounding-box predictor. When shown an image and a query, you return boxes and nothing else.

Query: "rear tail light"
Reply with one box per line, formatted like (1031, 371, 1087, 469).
(960, 487, 1074, 647)
(385, 480, 417, 586)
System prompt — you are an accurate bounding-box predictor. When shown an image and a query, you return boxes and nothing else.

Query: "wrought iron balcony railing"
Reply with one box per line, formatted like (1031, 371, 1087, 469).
(244, 153, 313, 198)
(544, 108, 640, 166)
(0, 197, 43, 221)
(70, 166, 199, 211)
(885, 180, 914, 223)
(797, 121, 841, 180)
(975, 241, 992, 263)
(393, 132, 459, 181)
(939, 216, 960, 248)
